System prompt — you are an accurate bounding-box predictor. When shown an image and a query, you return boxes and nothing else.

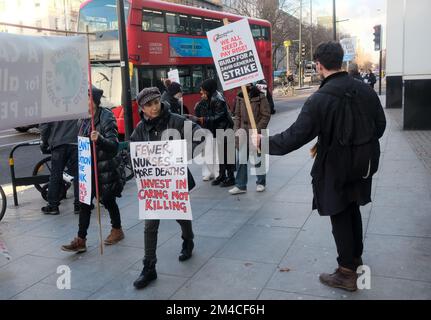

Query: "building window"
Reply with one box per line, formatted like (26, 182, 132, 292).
(36, 20, 42, 32)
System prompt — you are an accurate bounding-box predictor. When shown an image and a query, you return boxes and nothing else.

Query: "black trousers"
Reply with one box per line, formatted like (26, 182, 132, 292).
(47, 144, 79, 206)
(330, 202, 363, 271)
(217, 136, 235, 179)
(78, 197, 122, 239)
(144, 220, 194, 262)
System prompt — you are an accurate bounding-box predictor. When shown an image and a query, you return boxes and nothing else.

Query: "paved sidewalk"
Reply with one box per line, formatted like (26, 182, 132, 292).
(1, 97, 431, 300)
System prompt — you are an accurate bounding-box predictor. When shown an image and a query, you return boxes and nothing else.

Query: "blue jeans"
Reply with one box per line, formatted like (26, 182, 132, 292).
(235, 163, 266, 190)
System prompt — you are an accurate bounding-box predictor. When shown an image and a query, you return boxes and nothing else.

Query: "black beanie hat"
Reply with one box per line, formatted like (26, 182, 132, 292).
(201, 79, 217, 96)
(89, 85, 103, 105)
(167, 82, 182, 96)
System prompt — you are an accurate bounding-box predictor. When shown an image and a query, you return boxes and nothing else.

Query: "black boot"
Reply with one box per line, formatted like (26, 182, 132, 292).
(211, 176, 225, 186)
(179, 238, 194, 261)
(133, 259, 157, 289)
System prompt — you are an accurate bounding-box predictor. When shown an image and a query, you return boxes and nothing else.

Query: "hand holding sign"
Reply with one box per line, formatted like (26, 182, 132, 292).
(90, 130, 100, 142)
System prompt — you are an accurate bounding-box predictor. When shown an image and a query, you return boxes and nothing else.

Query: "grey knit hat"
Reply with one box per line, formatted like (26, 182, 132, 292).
(137, 87, 161, 106)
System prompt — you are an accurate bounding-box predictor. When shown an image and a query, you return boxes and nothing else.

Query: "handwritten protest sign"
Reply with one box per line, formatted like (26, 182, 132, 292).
(130, 140, 192, 220)
(78, 136, 92, 205)
(206, 19, 264, 91)
(0, 33, 88, 130)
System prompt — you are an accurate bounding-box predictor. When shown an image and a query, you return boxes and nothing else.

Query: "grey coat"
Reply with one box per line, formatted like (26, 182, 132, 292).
(40, 119, 78, 149)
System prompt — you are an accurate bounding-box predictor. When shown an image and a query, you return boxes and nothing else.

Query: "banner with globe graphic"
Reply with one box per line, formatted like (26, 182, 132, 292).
(0, 33, 89, 130)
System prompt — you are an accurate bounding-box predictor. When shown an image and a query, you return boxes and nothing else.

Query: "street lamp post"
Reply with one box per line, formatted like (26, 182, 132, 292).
(299, 0, 303, 87)
(310, 0, 313, 60)
(116, 0, 133, 140)
(333, 0, 336, 41)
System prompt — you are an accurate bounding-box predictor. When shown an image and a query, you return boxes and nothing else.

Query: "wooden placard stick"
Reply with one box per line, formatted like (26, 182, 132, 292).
(86, 26, 104, 255)
(222, 19, 260, 151)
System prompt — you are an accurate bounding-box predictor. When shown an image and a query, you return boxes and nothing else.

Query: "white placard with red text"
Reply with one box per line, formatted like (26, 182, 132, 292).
(206, 19, 264, 91)
(130, 140, 192, 220)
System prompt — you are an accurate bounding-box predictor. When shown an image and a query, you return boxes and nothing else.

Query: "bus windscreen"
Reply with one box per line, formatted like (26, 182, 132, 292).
(78, 0, 129, 33)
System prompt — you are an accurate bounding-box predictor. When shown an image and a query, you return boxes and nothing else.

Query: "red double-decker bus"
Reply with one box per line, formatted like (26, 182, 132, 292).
(78, 0, 272, 137)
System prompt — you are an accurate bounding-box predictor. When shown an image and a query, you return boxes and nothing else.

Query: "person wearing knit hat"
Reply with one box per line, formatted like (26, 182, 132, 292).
(61, 85, 126, 253)
(190, 78, 235, 187)
(131, 86, 203, 290)
(161, 79, 188, 115)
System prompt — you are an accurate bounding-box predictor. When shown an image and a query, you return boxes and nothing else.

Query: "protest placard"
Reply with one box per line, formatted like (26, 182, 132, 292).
(78, 136, 92, 205)
(340, 37, 357, 62)
(0, 33, 88, 130)
(130, 140, 192, 220)
(168, 69, 180, 84)
(206, 19, 264, 91)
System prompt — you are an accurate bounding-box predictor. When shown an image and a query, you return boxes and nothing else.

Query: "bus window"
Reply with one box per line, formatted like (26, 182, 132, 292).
(190, 16, 203, 36)
(178, 67, 192, 94)
(142, 9, 164, 32)
(250, 24, 262, 39)
(203, 18, 222, 32)
(261, 26, 270, 40)
(155, 68, 168, 92)
(192, 66, 203, 93)
(166, 12, 189, 34)
(140, 69, 153, 89)
(78, 0, 129, 32)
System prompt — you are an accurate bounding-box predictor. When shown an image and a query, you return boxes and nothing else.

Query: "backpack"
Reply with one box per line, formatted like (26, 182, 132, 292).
(320, 80, 378, 186)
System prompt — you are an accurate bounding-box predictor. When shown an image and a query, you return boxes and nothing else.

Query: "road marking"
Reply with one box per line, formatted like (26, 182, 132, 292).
(0, 139, 39, 149)
(0, 183, 35, 197)
(0, 132, 28, 139)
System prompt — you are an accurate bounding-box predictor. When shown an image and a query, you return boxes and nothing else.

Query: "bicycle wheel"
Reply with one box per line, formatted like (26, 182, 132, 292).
(32, 156, 52, 193)
(0, 185, 6, 222)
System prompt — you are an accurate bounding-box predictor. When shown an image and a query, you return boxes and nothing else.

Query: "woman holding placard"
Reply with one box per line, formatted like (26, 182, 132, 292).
(131, 87, 201, 290)
(61, 86, 126, 253)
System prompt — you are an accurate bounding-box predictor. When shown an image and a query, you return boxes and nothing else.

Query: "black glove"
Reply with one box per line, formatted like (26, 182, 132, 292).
(40, 142, 50, 154)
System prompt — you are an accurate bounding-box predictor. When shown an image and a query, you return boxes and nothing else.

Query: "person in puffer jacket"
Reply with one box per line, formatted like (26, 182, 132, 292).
(131, 87, 202, 290)
(61, 85, 126, 253)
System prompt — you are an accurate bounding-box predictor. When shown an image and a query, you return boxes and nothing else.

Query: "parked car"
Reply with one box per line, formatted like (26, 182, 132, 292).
(15, 124, 39, 133)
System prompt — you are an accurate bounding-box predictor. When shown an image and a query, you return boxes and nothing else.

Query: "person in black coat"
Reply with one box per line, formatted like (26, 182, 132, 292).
(131, 87, 202, 290)
(61, 86, 126, 253)
(160, 79, 188, 115)
(348, 63, 363, 82)
(253, 42, 386, 291)
(365, 69, 377, 89)
(196, 79, 235, 187)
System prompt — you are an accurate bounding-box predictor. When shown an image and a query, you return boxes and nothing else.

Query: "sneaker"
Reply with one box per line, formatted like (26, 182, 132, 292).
(202, 175, 214, 181)
(74, 204, 80, 214)
(256, 185, 266, 192)
(41, 205, 60, 215)
(61, 237, 87, 253)
(229, 187, 247, 195)
(220, 177, 235, 187)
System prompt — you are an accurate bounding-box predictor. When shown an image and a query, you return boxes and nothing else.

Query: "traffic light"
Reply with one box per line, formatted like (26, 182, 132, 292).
(301, 43, 306, 57)
(373, 25, 381, 51)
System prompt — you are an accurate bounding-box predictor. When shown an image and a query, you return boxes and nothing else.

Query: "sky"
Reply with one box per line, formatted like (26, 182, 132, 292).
(294, 0, 386, 62)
